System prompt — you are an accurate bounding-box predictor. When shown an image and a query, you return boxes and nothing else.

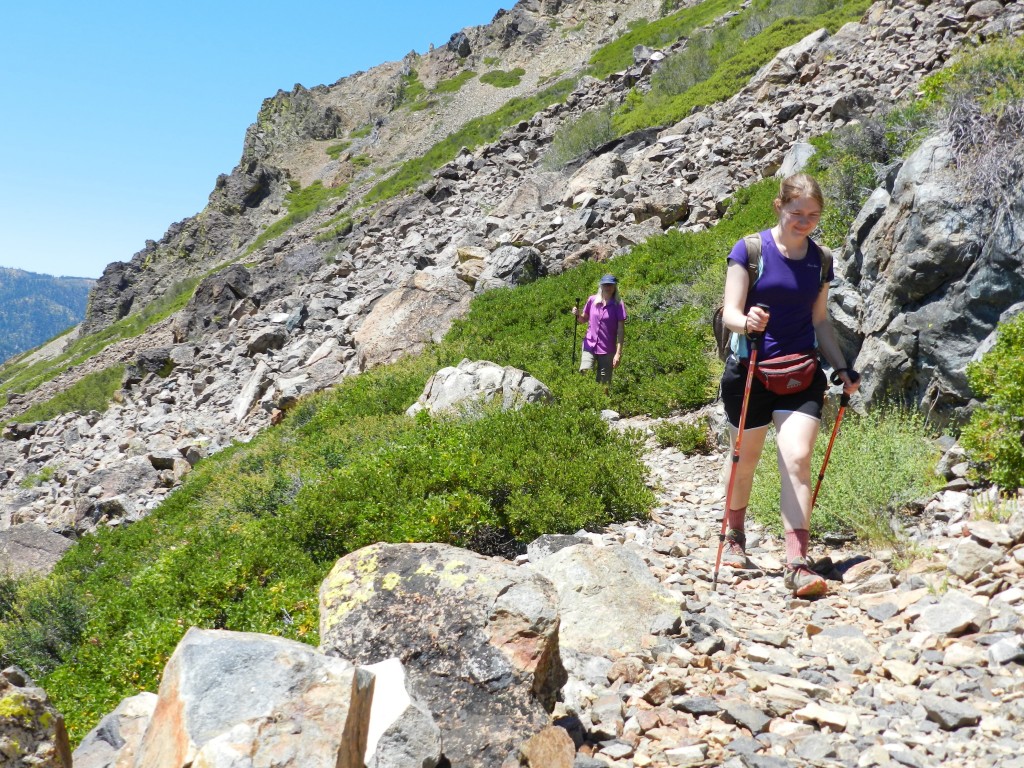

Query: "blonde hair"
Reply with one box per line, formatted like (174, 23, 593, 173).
(777, 172, 825, 210)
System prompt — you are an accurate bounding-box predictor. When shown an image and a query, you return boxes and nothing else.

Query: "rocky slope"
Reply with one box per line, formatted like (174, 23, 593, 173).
(15, 403, 1019, 767)
(3, 0, 1023, 549)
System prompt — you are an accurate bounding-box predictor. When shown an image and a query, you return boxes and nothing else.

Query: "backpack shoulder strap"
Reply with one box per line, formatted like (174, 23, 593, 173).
(817, 243, 833, 288)
(742, 234, 762, 287)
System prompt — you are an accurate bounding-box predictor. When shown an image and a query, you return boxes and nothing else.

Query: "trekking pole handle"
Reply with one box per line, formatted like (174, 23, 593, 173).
(746, 303, 770, 343)
(830, 369, 860, 406)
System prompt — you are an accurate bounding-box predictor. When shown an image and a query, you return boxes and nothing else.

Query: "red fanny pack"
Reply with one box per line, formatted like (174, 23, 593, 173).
(754, 352, 819, 395)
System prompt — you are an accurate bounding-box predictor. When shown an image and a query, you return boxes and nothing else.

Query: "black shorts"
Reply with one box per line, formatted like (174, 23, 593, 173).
(721, 355, 827, 429)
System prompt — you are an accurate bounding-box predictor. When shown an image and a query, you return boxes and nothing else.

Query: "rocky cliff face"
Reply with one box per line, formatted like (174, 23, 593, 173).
(833, 133, 1024, 427)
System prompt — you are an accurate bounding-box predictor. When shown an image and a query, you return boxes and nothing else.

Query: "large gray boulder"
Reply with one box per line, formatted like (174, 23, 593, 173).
(133, 628, 374, 768)
(73, 692, 158, 768)
(0, 524, 73, 576)
(406, 359, 553, 418)
(171, 263, 254, 343)
(832, 133, 1024, 425)
(528, 544, 681, 668)
(0, 666, 72, 767)
(319, 543, 565, 767)
(474, 246, 546, 293)
(354, 268, 472, 370)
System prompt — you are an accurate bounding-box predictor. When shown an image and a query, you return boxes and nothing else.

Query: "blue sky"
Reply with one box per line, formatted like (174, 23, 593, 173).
(0, 1, 506, 279)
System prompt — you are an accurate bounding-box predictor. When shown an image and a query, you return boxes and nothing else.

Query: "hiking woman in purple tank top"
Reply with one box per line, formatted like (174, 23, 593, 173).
(718, 173, 861, 598)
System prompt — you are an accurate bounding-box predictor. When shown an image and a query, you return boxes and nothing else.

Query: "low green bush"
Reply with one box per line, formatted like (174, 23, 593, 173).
(749, 406, 943, 544)
(350, 124, 372, 138)
(435, 70, 477, 94)
(654, 420, 716, 454)
(15, 365, 125, 423)
(542, 106, 617, 170)
(480, 68, 526, 88)
(246, 180, 350, 255)
(0, 576, 88, 678)
(962, 313, 1024, 490)
(325, 141, 351, 160)
(364, 77, 577, 205)
(588, 0, 742, 79)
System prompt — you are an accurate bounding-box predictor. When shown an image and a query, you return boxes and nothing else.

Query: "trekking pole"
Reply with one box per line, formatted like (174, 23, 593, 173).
(810, 370, 861, 510)
(570, 297, 581, 369)
(713, 304, 769, 592)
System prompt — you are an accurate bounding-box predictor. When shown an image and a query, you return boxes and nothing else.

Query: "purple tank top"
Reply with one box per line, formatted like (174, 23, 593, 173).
(727, 231, 834, 359)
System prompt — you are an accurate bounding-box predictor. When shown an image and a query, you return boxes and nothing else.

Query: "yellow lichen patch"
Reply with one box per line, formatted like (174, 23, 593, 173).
(381, 572, 401, 591)
(0, 693, 33, 722)
(415, 562, 436, 576)
(320, 548, 384, 635)
(437, 560, 471, 589)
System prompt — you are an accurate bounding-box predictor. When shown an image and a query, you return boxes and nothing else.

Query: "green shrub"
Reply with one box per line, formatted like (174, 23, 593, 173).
(749, 406, 943, 544)
(397, 69, 427, 106)
(542, 106, 617, 170)
(325, 141, 351, 160)
(0, 576, 88, 678)
(962, 313, 1024, 489)
(613, 0, 870, 134)
(364, 78, 577, 205)
(434, 70, 477, 94)
(19, 466, 56, 489)
(654, 420, 716, 454)
(15, 365, 125, 423)
(351, 154, 371, 168)
(246, 180, 350, 255)
(484, 56, 501, 67)
(480, 68, 526, 88)
(589, 0, 743, 79)
(350, 124, 373, 138)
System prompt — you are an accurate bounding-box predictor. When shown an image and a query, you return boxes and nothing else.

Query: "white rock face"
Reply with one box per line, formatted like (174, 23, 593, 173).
(406, 359, 553, 418)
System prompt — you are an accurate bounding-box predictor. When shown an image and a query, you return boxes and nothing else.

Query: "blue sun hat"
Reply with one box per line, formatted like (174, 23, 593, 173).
(599, 274, 617, 285)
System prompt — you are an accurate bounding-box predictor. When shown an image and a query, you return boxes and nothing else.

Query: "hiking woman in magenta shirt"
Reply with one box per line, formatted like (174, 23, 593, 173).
(719, 173, 860, 598)
(572, 274, 627, 386)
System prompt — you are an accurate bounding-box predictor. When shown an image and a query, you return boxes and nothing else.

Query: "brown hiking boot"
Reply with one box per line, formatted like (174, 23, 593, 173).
(721, 529, 755, 569)
(784, 557, 828, 598)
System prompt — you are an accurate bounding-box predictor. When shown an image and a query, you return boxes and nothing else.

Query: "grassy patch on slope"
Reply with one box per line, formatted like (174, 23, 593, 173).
(16, 365, 125, 423)
(588, 0, 744, 79)
(750, 407, 943, 545)
(614, 0, 870, 134)
(0, 278, 199, 406)
(245, 180, 350, 255)
(363, 77, 577, 205)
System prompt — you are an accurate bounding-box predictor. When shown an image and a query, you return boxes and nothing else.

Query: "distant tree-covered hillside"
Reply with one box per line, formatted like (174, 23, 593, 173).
(0, 268, 93, 364)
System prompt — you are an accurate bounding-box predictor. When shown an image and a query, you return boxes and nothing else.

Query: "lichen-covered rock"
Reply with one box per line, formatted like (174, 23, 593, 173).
(0, 666, 72, 768)
(319, 543, 565, 767)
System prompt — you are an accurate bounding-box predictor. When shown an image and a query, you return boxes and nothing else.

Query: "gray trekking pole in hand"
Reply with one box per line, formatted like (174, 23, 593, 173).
(571, 297, 581, 369)
(714, 303, 769, 592)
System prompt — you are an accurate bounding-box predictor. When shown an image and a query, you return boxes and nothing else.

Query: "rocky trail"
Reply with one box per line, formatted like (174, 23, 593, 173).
(542, 410, 1024, 767)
